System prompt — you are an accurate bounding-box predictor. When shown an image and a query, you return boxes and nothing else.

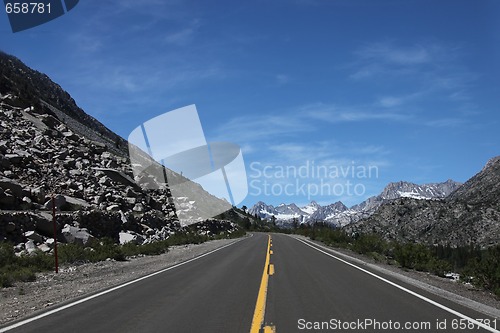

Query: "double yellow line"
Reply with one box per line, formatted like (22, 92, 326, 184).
(250, 235, 276, 333)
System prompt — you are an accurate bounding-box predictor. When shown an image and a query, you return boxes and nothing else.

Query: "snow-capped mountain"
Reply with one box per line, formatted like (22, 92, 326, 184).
(248, 201, 309, 222)
(351, 179, 462, 213)
(248, 200, 355, 226)
(248, 179, 462, 227)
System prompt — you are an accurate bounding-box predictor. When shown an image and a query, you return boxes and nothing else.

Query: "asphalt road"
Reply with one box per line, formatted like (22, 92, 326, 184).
(1, 233, 499, 333)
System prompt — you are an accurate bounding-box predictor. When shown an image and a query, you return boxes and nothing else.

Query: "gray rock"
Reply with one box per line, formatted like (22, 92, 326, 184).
(133, 203, 144, 212)
(98, 176, 111, 186)
(37, 243, 51, 253)
(94, 168, 140, 189)
(62, 131, 79, 141)
(63, 195, 90, 209)
(24, 230, 43, 243)
(4, 153, 22, 164)
(34, 212, 59, 237)
(106, 204, 120, 212)
(101, 152, 112, 160)
(45, 238, 55, 247)
(125, 187, 138, 197)
(0, 176, 23, 198)
(69, 169, 82, 176)
(61, 225, 95, 246)
(119, 231, 139, 245)
(39, 115, 61, 129)
(30, 186, 46, 204)
(25, 240, 36, 254)
(44, 194, 67, 211)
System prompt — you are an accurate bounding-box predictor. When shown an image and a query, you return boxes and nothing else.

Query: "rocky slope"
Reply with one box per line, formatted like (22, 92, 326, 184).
(0, 51, 239, 255)
(345, 157, 500, 248)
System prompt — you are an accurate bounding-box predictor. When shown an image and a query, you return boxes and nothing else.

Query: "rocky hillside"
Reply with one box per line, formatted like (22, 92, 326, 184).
(0, 51, 127, 156)
(345, 157, 500, 248)
(0, 52, 239, 255)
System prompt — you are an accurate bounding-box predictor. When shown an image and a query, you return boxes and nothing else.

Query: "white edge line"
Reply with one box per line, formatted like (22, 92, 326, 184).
(294, 237, 500, 333)
(0, 237, 246, 333)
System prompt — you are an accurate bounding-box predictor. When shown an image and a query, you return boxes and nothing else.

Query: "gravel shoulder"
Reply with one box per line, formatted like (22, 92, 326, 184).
(0, 237, 244, 325)
(292, 235, 500, 319)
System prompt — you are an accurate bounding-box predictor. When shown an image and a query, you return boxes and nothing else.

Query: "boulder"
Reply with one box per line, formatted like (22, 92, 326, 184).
(25, 240, 36, 254)
(37, 243, 51, 253)
(45, 238, 55, 247)
(0, 176, 23, 198)
(107, 204, 120, 212)
(62, 131, 80, 141)
(34, 212, 60, 237)
(4, 154, 22, 165)
(39, 114, 61, 129)
(61, 225, 95, 246)
(30, 186, 46, 204)
(94, 168, 141, 190)
(44, 194, 67, 211)
(119, 231, 136, 245)
(63, 195, 90, 210)
(24, 230, 43, 243)
(119, 231, 145, 245)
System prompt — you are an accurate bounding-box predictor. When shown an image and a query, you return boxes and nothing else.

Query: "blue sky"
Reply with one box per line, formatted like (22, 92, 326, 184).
(1, 0, 499, 208)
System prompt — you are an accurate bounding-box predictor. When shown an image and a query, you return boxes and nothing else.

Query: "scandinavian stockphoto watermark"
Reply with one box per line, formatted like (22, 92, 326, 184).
(128, 105, 248, 223)
(249, 160, 379, 201)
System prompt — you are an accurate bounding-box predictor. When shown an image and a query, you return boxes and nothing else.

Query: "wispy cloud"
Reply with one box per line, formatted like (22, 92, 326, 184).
(213, 113, 313, 144)
(349, 40, 462, 81)
(347, 40, 480, 129)
(425, 118, 467, 128)
(356, 42, 434, 65)
(164, 19, 201, 45)
(275, 74, 291, 85)
(301, 103, 413, 123)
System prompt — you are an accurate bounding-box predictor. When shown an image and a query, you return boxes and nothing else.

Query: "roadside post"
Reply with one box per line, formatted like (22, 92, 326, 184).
(52, 194, 59, 273)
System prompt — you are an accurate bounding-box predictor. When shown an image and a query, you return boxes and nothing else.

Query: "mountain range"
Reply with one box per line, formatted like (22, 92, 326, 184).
(345, 156, 500, 247)
(249, 179, 462, 227)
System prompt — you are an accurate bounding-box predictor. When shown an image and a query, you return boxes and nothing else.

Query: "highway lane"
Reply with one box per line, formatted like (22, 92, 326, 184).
(265, 234, 499, 332)
(1, 232, 499, 333)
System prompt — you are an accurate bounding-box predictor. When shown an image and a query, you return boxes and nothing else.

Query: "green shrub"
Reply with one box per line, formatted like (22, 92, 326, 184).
(461, 245, 500, 297)
(351, 234, 386, 255)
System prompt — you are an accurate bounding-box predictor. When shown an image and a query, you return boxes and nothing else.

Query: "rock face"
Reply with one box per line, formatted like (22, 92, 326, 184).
(345, 157, 500, 248)
(0, 51, 240, 252)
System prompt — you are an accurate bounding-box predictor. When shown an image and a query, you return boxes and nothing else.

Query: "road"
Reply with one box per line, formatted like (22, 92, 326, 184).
(1, 233, 499, 333)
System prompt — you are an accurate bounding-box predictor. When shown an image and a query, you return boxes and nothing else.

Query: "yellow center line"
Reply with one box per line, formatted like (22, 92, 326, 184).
(250, 234, 274, 333)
